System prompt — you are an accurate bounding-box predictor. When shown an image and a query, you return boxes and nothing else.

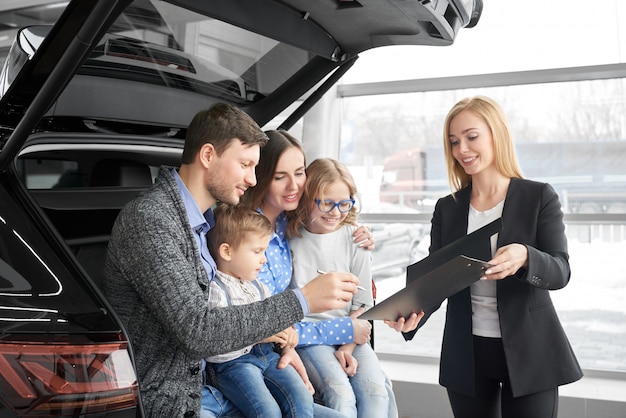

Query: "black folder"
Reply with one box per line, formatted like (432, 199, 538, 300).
(358, 218, 502, 321)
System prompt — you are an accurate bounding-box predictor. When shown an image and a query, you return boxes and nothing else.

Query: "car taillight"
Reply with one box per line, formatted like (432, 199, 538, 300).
(0, 340, 139, 416)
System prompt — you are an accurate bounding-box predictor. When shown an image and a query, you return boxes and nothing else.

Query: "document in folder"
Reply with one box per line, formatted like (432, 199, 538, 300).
(358, 218, 502, 321)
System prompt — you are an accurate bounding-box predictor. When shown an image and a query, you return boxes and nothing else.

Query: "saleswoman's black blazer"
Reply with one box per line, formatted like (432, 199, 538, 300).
(404, 177, 583, 397)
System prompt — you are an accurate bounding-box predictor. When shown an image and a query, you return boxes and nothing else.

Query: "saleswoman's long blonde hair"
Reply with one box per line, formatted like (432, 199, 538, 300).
(443, 96, 524, 194)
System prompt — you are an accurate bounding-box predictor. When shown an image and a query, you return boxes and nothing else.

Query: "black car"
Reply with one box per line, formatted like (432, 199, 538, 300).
(0, 1, 481, 416)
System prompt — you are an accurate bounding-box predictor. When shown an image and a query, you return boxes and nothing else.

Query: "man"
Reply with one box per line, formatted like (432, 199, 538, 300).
(104, 103, 360, 417)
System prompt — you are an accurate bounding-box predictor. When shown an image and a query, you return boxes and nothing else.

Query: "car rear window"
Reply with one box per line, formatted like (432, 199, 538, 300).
(80, 1, 310, 104)
(18, 157, 160, 190)
(20, 159, 83, 189)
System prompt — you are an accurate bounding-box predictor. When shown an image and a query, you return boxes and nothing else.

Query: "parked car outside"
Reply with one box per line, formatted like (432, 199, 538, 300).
(0, 1, 482, 416)
(364, 203, 429, 279)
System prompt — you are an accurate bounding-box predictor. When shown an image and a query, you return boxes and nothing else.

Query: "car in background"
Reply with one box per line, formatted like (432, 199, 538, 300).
(365, 203, 429, 279)
(0, 0, 482, 416)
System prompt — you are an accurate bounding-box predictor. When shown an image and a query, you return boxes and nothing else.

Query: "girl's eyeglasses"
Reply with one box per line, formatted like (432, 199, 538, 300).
(314, 198, 355, 213)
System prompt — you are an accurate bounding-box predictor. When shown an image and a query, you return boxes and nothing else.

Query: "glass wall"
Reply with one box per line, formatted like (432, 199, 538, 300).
(342, 80, 626, 214)
(341, 79, 626, 373)
(334, 0, 626, 373)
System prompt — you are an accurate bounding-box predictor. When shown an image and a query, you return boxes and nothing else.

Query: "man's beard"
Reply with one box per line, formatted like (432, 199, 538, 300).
(208, 182, 240, 206)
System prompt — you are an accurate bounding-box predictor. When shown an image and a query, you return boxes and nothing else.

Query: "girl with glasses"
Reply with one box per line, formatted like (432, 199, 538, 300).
(241, 131, 401, 417)
(289, 157, 395, 418)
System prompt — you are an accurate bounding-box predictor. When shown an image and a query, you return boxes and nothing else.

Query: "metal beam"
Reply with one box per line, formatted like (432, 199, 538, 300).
(337, 63, 626, 97)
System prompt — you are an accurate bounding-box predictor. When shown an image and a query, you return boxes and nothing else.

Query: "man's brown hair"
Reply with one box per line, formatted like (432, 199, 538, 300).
(182, 103, 268, 164)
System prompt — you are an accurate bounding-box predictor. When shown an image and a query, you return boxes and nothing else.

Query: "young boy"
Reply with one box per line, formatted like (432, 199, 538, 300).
(206, 204, 314, 418)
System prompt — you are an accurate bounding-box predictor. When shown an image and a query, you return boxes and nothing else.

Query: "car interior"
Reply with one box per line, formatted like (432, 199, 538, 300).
(17, 142, 182, 290)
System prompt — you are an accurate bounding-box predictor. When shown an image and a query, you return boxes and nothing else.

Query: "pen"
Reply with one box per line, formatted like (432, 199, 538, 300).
(316, 269, 367, 291)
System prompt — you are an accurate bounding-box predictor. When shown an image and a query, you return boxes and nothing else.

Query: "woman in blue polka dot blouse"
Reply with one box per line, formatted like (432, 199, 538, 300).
(242, 130, 402, 417)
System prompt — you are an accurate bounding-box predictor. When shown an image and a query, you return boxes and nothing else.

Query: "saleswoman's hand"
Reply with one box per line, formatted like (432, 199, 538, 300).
(384, 311, 424, 333)
(481, 243, 528, 281)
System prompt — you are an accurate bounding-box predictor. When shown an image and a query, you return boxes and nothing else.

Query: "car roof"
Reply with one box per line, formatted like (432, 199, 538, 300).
(0, 0, 481, 168)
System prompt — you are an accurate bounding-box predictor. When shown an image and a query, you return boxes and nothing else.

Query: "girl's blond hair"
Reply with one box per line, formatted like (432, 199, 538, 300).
(288, 158, 359, 238)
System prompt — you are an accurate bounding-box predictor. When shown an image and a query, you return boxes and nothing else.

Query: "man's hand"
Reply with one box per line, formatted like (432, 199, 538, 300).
(278, 348, 314, 395)
(350, 307, 372, 345)
(301, 272, 359, 313)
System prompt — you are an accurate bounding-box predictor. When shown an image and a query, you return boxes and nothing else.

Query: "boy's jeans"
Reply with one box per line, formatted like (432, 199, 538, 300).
(204, 343, 314, 417)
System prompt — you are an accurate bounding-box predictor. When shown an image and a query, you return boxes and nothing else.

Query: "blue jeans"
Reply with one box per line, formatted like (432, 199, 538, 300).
(209, 343, 314, 417)
(200, 384, 242, 418)
(201, 377, 345, 418)
(297, 344, 395, 418)
(384, 372, 399, 418)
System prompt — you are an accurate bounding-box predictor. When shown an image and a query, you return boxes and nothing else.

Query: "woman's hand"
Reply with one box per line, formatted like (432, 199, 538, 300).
(350, 307, 372, 345)
(352, 223, 375, 251)
(384, 311, 424, 333)
(481, 243, 528, 281)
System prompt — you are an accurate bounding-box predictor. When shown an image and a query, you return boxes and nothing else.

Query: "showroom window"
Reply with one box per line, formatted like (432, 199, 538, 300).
(340, 79, 626, 373)
(331, 0, 626, 373)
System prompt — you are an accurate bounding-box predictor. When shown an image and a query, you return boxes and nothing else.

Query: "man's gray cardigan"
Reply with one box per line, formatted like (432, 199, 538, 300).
(104, 167, 303, 417)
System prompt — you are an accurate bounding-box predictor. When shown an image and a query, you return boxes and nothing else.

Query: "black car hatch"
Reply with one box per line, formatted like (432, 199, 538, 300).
(0, 0, 482, 166)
